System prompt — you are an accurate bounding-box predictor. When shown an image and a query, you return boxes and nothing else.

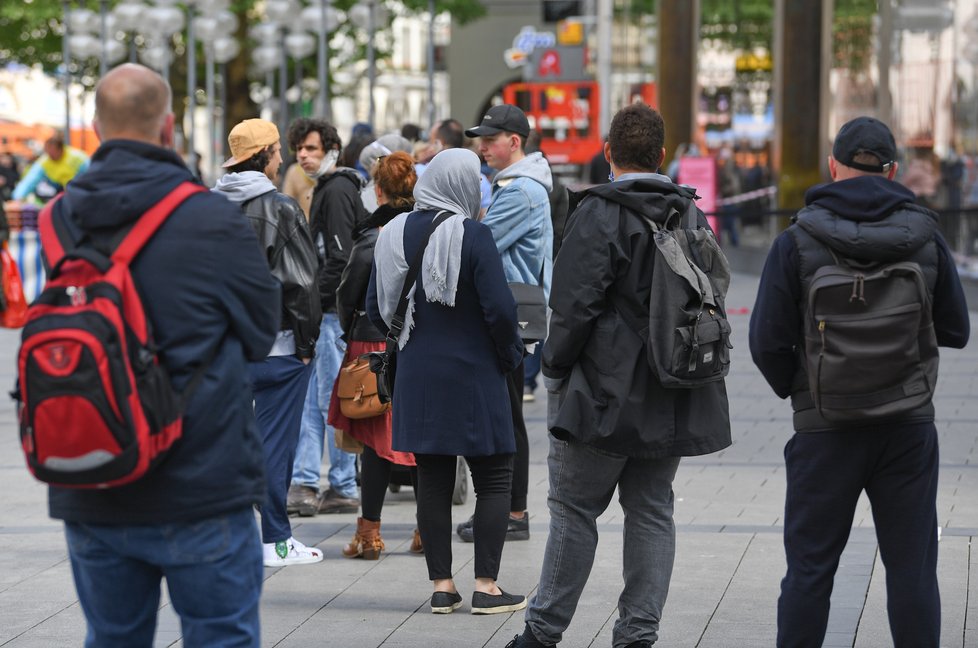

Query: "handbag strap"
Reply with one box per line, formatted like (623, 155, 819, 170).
(388, 210, 451, 341)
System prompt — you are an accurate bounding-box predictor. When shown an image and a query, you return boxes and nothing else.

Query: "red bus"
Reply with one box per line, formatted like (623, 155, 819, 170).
(503, 81, 602, 165)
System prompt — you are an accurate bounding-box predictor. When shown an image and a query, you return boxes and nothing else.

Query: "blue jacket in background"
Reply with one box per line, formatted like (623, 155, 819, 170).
(483, 152, 553, 300)
(46, 139, 281, 525)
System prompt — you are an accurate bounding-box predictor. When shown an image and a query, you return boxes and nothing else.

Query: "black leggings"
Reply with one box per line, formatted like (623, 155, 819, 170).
(506, 360, 529, 512)
(415, 452, 513, 581)
(360, 445, 417, 522)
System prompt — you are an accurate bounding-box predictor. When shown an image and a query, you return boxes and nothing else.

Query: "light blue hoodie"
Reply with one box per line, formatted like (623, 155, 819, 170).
(483, 151, 554, 299)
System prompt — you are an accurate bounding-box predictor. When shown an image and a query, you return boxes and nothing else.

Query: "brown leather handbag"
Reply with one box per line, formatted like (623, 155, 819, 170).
(337, 353, 391, 419)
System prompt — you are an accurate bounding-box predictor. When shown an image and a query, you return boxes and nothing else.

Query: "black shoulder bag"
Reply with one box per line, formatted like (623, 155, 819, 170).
(368, 211, 451, 404)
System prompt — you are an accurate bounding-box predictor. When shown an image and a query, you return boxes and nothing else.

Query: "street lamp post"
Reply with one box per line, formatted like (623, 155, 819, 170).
(350, 0, 387, 129)
(111, 1, 147, 63)
(285, 30, 317, 119)
(197, 5, 239, 181)
(62, 0, 72, 140)
(301, 0, 338, 120)
(427, 0, 435, 127)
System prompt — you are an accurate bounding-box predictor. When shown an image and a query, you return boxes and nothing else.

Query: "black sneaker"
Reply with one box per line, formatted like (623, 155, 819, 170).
(471, 589, 527, 615)
(504, 624, 554, 647)
(623, 642, 653, 647)
(430, 590, 463, 614)
(457, 512, 530, 543)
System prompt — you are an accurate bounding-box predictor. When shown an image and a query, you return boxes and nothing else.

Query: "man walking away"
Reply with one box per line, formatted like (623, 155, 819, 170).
(749, 116, 970, 647)
(459, 104, 552, 543)
(214, 118, 323, 567)
(286, 118, 367, 516)
(45, 63, 280, 647)
(506, 103, 731, 648)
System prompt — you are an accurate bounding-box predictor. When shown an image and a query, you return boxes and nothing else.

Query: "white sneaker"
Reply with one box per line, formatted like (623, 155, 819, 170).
(263, 537, 324, 567)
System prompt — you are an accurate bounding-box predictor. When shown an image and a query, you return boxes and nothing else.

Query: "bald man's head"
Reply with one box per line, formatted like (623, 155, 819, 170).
(94, 64, 173, 145)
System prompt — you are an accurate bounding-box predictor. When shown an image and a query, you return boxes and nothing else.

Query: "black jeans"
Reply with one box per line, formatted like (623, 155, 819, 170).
(360, 445, 417, 522)
(777, 421, 941, 648)
(506, 360, 528, 512)
(415, 452, 513, 581)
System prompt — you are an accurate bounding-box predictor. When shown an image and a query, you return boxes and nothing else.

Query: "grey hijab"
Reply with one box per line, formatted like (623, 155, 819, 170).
(373, 148, 482, 348)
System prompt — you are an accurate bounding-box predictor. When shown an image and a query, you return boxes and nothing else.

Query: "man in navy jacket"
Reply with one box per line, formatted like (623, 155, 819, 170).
(46, 64, 280, 647)
(750, 117, 970, 647)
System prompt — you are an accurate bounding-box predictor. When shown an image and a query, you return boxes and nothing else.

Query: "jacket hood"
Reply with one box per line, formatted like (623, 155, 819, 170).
(58, 139, 198, 230)
(212, 171, 276, 203)
(572, 176, 699, 224)
(318, 167, 366, 192)
(796, 176, 938, 261)
(804, 175, 915, 220)
(493, 152, 553, 193)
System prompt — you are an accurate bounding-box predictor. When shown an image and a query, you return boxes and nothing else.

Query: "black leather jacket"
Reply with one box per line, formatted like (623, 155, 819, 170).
(336, 203, 412, 341)
(241, 191, 322, 358)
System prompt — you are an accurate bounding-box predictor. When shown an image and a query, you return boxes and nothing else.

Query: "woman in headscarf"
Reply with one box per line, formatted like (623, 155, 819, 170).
(366, 148, 525, 615)
(328, 151, 420, 560)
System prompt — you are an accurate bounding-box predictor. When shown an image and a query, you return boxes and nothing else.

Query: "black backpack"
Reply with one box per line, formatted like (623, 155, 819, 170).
(619, 200, 733, 388)
(802, 245, 938, 423)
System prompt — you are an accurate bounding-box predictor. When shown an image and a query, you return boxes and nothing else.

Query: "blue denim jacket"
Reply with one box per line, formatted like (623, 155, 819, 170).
(483, 152, 554, 300)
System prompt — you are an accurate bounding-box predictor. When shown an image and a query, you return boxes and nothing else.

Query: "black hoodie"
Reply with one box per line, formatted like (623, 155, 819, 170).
(749, 175, 969, 404)
(46, 139, 281, 525)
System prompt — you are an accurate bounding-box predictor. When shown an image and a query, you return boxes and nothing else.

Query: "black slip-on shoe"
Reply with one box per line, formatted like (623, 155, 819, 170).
(471, 589, 527, 615)
(430, 590, 463, 614)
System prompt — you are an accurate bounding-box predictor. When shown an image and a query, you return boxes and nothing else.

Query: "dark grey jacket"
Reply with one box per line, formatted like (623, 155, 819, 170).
(544, 177, 732, 458)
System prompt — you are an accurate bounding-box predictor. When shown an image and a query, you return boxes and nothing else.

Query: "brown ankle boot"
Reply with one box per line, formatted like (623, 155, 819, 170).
(343, 518, 384, 559)
(410, 527, 424, 554)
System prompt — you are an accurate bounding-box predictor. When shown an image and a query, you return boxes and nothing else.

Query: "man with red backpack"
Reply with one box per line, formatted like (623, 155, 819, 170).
(27, 64, 280, 646)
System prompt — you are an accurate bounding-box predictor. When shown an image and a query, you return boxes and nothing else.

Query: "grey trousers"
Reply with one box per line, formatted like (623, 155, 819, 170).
(525, 435, 681, 647)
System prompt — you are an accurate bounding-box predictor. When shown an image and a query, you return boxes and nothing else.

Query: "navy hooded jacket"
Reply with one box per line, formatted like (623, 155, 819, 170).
(749, 175, 969, 409)
(46, 139, 281, 525)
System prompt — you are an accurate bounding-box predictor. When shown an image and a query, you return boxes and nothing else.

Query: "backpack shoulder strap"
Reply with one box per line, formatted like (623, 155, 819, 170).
(38, 193, 69, 268)
(112, 182, 206, 266)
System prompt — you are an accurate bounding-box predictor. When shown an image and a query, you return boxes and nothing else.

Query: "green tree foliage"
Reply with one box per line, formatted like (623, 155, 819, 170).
(0, 1, 65, 74)
(834, 0, 876, 72)
(700, 0, 774, 50)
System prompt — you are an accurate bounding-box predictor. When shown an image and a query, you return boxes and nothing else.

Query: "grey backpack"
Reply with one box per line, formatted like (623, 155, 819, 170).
(803, 249, 938, 423)
(619, 201, 733, 388)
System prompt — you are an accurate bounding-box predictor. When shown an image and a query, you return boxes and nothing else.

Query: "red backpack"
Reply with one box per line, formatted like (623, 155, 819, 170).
(17, 182, 206, 488)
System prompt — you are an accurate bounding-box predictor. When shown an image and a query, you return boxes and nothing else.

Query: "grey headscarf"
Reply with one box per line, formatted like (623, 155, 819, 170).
(373, 148, 482, 348)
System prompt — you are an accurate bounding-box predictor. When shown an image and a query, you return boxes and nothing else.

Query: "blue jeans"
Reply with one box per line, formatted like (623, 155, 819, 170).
(525, 435, 681, 647)
(250, 355, 313, 543)
(292, 314, 358, 498)
(65, 508, 262, 648)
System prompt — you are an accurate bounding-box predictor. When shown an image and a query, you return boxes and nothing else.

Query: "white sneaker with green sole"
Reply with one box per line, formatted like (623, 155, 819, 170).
(263, 537, 323, 567)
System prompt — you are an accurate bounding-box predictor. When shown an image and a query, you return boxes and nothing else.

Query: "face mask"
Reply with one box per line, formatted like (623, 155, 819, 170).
(307, 149, 339, 179)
